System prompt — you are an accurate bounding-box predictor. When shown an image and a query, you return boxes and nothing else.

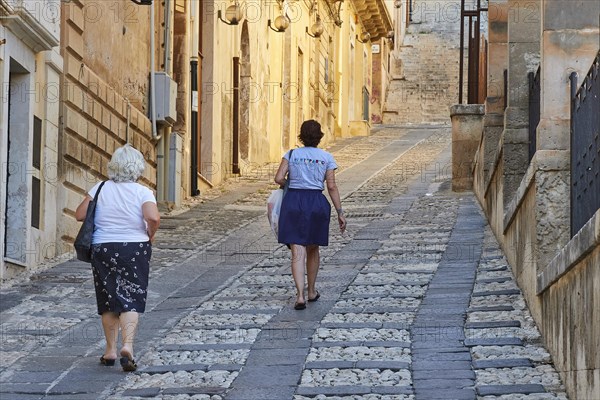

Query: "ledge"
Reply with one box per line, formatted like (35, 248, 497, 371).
(503, 150, 569, 233)
(503, 155, 536, 232)
(484, 135, 503, 198)
(537, 209, 600, 294)
(450, 104, 484, 117)
(3, 5, 59, 52)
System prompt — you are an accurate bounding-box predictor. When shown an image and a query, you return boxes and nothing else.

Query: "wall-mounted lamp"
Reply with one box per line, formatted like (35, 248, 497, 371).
(356, 32, 371, 43)
(306, 15, 324, 38)
(268, 15, 290, 32)
(331, 0, 344, 27)
(130, 0, 152, 4)
(218, 2, 243, 26)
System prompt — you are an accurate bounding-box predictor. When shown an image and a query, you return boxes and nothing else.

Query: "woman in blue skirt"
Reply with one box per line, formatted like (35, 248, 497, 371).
(275, 120, 347, 310)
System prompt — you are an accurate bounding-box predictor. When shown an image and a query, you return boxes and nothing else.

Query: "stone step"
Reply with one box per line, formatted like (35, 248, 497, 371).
(464, 337, 524, 347)
(473, 358, 534, 369)
(465, 320, 521, 329)
(477, 384, 546, 396)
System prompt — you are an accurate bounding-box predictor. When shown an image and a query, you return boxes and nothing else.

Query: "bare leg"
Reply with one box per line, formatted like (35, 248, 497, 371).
(306, 245, 320, 300)
(101, 312, 119, 359)
(119, 311, 139, 359)
(291, 244, 307, 304)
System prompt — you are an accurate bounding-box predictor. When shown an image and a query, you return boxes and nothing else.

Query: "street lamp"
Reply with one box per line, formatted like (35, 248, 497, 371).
(331, 0, 344, 27)
(268, 15, 290, 33)
(356, 31, 371, 43)
(306, 15, 324, 38)
(218, 2, 243, 26)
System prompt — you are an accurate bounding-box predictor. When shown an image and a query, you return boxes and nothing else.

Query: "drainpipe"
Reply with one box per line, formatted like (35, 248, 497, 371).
(125, 98, 131, 143)
(150, 2, 158, 139)
(162, 0, 172, 201)
(190, 0, 199, 196)
(164, 0, 172, 75)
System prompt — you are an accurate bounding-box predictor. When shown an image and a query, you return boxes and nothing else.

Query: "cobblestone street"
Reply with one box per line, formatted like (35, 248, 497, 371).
(0, 126, 569, 399)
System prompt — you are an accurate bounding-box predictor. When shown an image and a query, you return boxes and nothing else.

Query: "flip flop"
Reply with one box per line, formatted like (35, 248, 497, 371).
(308, 291, 320, 302)
(100, 356, 116, 366)
(294, 301, 306, 310)
(120, 349, 138, 372)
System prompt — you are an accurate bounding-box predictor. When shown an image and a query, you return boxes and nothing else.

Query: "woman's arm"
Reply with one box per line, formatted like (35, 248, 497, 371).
(274, 158, 289, 186)
(143, 202, 161, 242)
(75, 195, 92, 221)
(325, 169, 346, 233)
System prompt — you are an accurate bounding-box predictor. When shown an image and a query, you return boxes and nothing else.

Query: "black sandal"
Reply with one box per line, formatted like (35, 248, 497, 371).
(100, 356, 116, 366)
(294, 301, 306, 310)
(308, 291, 321, 302)
(120, 356, 138, 372)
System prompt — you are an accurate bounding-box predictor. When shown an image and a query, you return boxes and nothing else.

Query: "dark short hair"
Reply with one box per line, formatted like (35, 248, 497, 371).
(298, 120, 324, 147)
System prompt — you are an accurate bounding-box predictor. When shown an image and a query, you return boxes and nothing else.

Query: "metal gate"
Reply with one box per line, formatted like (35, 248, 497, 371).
(570, 51, 600, 236)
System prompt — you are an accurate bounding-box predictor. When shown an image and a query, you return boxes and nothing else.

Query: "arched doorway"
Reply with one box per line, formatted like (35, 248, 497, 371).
(239, 21, 250, 162)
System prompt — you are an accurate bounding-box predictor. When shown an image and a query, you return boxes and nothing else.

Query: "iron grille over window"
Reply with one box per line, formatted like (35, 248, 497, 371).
(528, 67, 541, 164)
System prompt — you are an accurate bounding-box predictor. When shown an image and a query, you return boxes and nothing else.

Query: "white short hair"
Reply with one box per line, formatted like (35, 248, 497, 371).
(107, 144, 146, 182)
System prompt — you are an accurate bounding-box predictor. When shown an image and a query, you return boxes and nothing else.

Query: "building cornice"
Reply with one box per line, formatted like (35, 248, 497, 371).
(0, 0, 59, 52)
(351, 0, 393, 40)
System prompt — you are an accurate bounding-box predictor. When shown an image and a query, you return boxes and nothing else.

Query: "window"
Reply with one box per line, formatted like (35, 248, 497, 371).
(31, 115, 42, 229)
(33, 116, 42, 169)
(31, 177, 41, 229)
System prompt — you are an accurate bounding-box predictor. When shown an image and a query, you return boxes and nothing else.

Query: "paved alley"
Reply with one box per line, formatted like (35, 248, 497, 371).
(0, 126, 568, 400)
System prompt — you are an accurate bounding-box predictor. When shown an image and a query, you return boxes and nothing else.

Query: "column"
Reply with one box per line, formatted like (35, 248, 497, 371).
(502, 0, 540, 208)
(535, 0, 599, 270)
(482, 0, 508, 184)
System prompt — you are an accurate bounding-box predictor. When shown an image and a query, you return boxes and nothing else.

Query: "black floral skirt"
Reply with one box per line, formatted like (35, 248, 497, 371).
(91, 242, 152, 315)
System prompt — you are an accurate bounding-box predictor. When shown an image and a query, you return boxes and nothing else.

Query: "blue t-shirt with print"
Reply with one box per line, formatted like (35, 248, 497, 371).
(284, 147, 338, 190)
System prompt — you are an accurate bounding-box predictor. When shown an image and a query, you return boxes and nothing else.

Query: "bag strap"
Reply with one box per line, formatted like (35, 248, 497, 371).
(93, 181, 106, 202)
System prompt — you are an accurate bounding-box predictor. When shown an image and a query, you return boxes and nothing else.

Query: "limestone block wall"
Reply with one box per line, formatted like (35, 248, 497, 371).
(472, 130, 599, 399)
(450, 104, 484, 191)
(538, 213, 600, 399)
(473, 96, 600, 399)
(58, 0, 156, 249)
(468, 0, 599, 396)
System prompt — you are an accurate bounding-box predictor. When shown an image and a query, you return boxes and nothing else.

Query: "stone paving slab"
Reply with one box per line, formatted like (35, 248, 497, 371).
(472, 289, 522, 297)
(477, 384, 547, 396)
(295, 386, 414, 396)
(464, 337, 524, 347)
(473, 358, 534, 369)
(465, 320, 521, 329)
(415, 388, 475, 400)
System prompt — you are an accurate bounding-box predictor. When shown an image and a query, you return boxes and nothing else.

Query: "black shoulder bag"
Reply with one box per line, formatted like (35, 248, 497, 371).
(74, 181, 106, 262)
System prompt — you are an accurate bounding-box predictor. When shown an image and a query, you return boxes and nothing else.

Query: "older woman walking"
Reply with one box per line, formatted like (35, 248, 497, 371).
(75, 144, 160, 371)
(275, 120, 346, 310)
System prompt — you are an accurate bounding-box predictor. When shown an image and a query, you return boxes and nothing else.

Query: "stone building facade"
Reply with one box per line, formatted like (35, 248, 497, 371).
(197, 0, 393, 189)
(0, 0, 62, 279)
(0, 0, 392, 279)
(453, 0, 599, 397)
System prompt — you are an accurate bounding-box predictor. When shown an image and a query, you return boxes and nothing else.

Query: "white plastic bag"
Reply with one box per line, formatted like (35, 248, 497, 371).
(267, 188, 284, 237)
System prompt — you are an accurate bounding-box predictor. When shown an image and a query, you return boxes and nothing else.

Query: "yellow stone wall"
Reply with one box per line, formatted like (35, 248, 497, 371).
(58, 0, 156, 248)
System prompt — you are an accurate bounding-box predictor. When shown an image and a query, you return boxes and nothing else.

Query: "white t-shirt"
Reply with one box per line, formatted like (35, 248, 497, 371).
(88, 180, 157, 244)
(284, 147, 338, 190)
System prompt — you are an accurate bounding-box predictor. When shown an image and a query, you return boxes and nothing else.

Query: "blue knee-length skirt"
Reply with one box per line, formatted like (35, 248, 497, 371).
(278, 189, 331, 246)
